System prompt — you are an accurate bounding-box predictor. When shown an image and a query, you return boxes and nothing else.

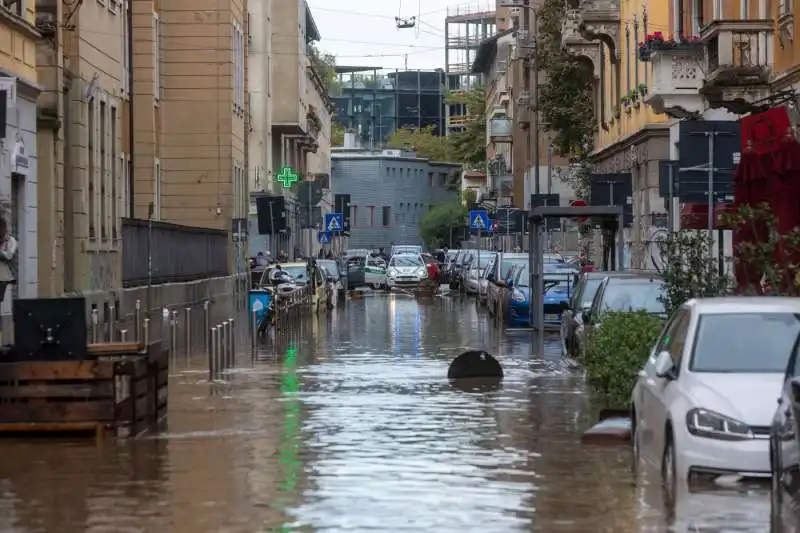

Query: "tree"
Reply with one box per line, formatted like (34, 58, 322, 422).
(447, 86, 487, 169)
(386, 125, 453, 161)
(419, 201, 467, 248)
(331, 122, 345, 146)
(536, 0, 595, 191)
(307, 43, 336, 90)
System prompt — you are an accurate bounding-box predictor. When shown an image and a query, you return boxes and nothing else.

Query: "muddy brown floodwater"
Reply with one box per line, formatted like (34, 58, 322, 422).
(0, 295, 773, 532)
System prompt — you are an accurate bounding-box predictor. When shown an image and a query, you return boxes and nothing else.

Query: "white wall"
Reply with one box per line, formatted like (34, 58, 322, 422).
(248, 0, 273, 205)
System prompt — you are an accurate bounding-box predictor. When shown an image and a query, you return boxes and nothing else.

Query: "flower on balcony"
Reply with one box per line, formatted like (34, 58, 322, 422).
(643, 32, 704, 53)
(637, 83, 648, 97)
(621, 95, 631, 109)
(638, 42, 651, 62)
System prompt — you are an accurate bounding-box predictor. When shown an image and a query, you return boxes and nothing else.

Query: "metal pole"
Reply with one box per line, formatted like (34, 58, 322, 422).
(108, 304, 115, 342)
(251, 307, 258, 354)
(668, 163, 675, 234)
(531, 9, 540, 197)
(269, 200, 276, 260)
(477, 228, 482, 300)
(185, 307, 191, 358)
(219, 321, 227, 369)
(210, 326, 218, 379)
(617, 212, 625, 272)
(143, 318, 150, 347)
(203, 300, 210, 355)
(120, 329, 128, 342)
(170, 311, 178, 360)
(546, 145, 552, 195)
(229, 318, 235, 368)
(135, 299, 142, 343)
(707, 131, 715, 232)
(161, 307, 170, 351)
(90, 308, 99, 343)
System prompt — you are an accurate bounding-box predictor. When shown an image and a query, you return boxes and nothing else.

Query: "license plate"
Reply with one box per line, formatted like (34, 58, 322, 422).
(545, 314, 560, 321)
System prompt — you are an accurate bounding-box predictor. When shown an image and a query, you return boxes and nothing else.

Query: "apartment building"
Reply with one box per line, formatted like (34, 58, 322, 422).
(564, 0, 672, 267)
(0, 1, 39, 312)
(472, 12, 570, 210)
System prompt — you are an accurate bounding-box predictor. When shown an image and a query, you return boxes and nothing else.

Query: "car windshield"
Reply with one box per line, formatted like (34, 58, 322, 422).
(602, 280, 665, 314)
(391, 256, 423, 267)
(580, 278, 604, 307)
(470, 253, 495, 268)
(690, 313, 800, 373)
(281, 266, 307, 281)
(501, 258, 526, 278)
(318, 261, 339, 277)
(543, 254, 564, 264)
(544, 275, 572, 292)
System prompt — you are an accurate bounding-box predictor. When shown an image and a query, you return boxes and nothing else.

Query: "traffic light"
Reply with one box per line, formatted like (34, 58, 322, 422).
(334, 194, 351, 234)
(255, 195, 287, 234)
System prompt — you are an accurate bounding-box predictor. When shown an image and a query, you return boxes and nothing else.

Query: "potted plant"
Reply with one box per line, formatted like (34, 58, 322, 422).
(614, 106, 621, 119)
(638, 41, 651, 61)
(621, 95, 631, 109)
(644, 32, 704, 53)
(306, 109, 322, 132)
(637, 83, 648, 97)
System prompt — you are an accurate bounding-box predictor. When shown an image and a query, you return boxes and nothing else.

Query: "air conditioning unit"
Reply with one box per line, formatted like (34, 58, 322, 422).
(509, 7, 521, 16)
(497, 0, 525, 6)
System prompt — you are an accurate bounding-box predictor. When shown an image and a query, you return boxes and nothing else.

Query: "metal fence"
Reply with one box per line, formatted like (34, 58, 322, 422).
(121, 218, 229, 287)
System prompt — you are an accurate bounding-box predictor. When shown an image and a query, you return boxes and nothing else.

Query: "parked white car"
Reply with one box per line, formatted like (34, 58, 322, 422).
(631, 297, 800, 501)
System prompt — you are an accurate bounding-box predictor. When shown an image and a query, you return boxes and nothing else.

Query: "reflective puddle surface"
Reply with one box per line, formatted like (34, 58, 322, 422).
(0, 295, 772, 532)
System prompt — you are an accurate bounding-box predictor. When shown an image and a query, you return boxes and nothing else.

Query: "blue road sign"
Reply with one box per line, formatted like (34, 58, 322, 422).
(318, 231, 331, 244)
(468, 210, 489, 230)
(325, 213, 344, 233)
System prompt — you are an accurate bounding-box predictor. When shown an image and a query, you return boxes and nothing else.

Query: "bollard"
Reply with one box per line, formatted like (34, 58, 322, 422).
(108, 305, 115, 342)
(203, 301, 210, 355)
(91, 308, 99, 344)
(219, 321, 227, 370)
(228, 318, 235, 368)
(170, 311, 178, 359)
(210, 326, 218, 379)
(185, 307, 192, 359)
(251, 307, 258, 354)
(143, 318, 150, 347)
(223, 320, 232, 368)
(135, 299, 142, 343)
(161, 308, 170, 352)
(120, 329, 128, 342)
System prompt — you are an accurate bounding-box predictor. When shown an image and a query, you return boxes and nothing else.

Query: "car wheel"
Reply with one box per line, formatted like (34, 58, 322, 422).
(662, 427, 677, 509)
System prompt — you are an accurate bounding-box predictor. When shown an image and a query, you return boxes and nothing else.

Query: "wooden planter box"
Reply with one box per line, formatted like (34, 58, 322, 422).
(0, 342, 169, 438)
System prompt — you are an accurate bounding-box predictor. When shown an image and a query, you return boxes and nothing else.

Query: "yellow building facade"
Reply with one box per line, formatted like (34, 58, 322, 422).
(564, 0, 672, 267)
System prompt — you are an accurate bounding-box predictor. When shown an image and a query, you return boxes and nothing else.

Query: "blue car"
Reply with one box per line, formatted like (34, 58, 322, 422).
(505, 265, 578, 327)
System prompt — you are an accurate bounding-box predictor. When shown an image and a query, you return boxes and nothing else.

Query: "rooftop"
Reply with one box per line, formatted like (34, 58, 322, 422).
(332, 148, 462, 167)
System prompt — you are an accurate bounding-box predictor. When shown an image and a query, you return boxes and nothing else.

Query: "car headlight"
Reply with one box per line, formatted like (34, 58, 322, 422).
(388, 268, 398, 278)
(511, 289, 526, 302)
(417, 268, 427, 278)
(686, 408, 754, 441)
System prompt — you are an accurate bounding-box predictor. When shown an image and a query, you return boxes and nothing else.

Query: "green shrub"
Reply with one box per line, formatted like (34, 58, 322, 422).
(583, 311, 664, 407)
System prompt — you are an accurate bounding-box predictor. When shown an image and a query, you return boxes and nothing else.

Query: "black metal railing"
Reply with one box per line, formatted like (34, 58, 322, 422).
(121, 218, 229, 287)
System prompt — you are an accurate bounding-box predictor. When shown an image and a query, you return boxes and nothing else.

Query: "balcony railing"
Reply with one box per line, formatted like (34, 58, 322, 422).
(701, 20, 772, 76)
(489, 116, 513, 142)
(121, 219, 229, 287)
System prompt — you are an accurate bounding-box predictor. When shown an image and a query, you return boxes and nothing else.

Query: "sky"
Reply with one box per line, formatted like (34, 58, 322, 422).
(306, 0, 495, 72)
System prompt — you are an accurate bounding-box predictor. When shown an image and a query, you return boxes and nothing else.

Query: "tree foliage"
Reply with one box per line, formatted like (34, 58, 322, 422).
(386, 125, 453, 161)
(446, 86, 487, 168)
(536, 0, 594, 191)
(385, 86, 486, 168)
(307, 43, 337, 90)
(331, 122, 345, 146)
(419, 201, 467, 248)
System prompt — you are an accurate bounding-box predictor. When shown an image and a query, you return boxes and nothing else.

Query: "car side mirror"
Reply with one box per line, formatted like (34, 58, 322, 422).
(487, 273, 495, 282)
(506, 279, 513, 288)
(582, 310, 592, 324)
(654, 351, 676, 380)
(791, 379, 800, 404)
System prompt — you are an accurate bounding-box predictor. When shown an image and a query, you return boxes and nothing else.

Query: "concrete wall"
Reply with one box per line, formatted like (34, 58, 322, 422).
(270, 0, 303, 127)
(332, 155, 459, 249)
(248, 0, 273, 195)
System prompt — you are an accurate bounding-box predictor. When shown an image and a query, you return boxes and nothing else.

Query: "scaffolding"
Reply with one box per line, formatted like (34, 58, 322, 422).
(444, 2, 495, 135)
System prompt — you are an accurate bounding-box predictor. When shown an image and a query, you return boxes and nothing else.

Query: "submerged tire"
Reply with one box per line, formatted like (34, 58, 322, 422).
(447, 350, 503, 380)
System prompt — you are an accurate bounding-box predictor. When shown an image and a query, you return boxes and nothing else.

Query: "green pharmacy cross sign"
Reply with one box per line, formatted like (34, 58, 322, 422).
(275, 166, 299, 188)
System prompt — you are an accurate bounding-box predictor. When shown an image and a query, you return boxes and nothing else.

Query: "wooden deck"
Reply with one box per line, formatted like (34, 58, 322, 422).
(0, 342, 168, 438)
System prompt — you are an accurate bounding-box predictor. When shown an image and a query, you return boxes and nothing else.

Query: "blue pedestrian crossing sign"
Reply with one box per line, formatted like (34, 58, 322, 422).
(468, 210, 489, 230)
(318, 231, 331, 244)
(324, 212, 344, 233)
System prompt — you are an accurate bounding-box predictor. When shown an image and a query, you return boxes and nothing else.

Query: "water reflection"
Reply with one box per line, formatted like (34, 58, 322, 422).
(0, 296, 778, 532)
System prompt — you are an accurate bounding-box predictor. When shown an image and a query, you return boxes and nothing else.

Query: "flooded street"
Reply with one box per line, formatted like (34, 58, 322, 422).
(0, 295, 772, 532)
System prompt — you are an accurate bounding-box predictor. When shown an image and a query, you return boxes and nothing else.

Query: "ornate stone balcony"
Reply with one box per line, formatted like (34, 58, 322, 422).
(489, 116, 513, 143)
(645, 47, 705, 119)
(575, 0, 621, 60)
(561, 8, 601, 78)
(699, 20, 773, 114)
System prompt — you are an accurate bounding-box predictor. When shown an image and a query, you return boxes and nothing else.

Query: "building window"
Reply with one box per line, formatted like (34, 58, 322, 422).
(368, 206, 374, 227)
(154, 158, 161, 220)
(233, 21, 245, 112)
(100, 100, 107, 239)
(88, 98, 97, 240)
(386, 167, 390, 176)
(2, 0, 22, 16)
(691, 0, 704, 35)
(382, 206, 391, 227)
(350, 206, 357, 228)
(122, 1, 130, 98)
(108, 0, 118, 14)
(713, 0, 722, 19)
(110, 104, 118, 238)
(120, 152, 128, 219)
(428, 172, 433, 187)
(153, 12, 160, 101)
(780, 0, 791, 15)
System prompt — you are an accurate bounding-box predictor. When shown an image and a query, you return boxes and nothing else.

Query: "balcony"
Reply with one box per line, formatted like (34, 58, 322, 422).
(645, 46, 704, 119)
(561, 8, 601, 78)
(489, 116, 513, 143)
(700, 20, 773, 114)
(573, 0, 621, 59)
